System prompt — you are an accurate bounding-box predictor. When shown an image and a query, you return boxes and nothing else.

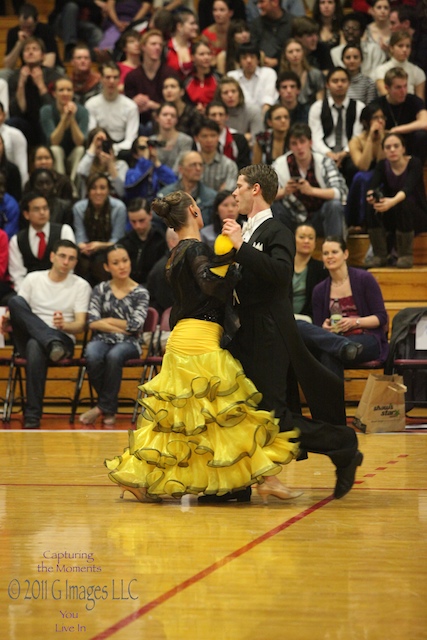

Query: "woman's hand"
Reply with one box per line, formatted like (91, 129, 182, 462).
(322, 318, 333, 332)
(373, 197, 394, 213)
(335, 317, 360, 333)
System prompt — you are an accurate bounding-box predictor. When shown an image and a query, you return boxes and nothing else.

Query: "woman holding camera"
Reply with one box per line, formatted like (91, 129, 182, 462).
(366, 132, 427, 268)
(76, 127, 128, 199)
(149, 102, 194, 171)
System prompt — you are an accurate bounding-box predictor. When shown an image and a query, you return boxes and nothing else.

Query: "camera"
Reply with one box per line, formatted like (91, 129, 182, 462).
(147, 138, 166, 148)
(372, 188, 384, 202)
(290, 176, 302, 182)
(101, 139, 113, 153)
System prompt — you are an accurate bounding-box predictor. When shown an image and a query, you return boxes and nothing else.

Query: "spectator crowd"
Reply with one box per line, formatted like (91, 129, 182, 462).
(0, 0, 427, 426)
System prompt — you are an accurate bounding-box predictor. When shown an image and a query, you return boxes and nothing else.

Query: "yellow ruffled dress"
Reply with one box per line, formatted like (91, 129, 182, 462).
(105, 319, 299, 499)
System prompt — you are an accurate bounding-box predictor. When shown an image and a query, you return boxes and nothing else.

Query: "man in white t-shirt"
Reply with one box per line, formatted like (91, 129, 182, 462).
(6, 240, 91, 428)
(85, 61, 139, 155)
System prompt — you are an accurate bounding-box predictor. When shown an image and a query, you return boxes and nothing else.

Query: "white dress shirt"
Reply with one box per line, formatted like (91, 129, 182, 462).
(0, 123, 28, 185)
(228, 67, 278, 109)
(242, 208, 273, 242)
(8, 222, 75, 290)
(308, 96, 365, 155)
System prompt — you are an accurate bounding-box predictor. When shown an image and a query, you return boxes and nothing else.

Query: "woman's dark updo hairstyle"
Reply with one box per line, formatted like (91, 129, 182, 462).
(152, 190, 193, 230)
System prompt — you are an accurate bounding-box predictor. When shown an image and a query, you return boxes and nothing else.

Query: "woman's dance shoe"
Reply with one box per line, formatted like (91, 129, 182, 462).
(103, 414, 116, 427)
(119, 485, 162, 503)
(79, 406, 101, 425)
(257, 479, 303, 505)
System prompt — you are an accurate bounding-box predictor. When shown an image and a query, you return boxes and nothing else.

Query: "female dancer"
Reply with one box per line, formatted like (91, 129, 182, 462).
(105, 191, 300, 503)
(279, 39, 324, 107)
(252, 105, 291, 166)
(80, 245, 149, 427)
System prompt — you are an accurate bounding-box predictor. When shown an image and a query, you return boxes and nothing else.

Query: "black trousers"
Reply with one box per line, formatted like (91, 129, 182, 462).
(229, 312, 358, 469)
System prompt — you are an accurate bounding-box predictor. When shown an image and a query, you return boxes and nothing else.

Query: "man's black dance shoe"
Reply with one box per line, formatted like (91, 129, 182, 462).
(334, 450, 364, 499)
(197, 488, 252, 504)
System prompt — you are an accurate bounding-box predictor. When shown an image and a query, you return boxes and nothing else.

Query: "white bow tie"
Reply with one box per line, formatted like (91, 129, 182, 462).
(242, 218, 254, 237)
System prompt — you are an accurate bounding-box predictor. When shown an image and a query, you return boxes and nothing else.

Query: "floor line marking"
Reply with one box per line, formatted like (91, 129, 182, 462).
(89, 496, 334, 640)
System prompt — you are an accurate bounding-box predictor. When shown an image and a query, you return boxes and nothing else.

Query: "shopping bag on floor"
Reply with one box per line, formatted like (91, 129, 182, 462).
(353, 374, 407, 433)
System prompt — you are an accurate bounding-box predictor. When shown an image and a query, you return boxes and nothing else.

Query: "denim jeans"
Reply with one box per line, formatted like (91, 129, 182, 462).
(8, 296, 75, 420)
(85, 340, 139, 414)
(297, 320, 380, 379)
(55, 3, 103, 48)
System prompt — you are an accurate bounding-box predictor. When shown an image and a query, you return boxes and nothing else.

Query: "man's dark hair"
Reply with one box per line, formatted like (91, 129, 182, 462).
(20, 191, 49, 213)
(100, 61, 120, 75)
(19, 3, 38, 20)
(291, 16, 319, 37)
(396, 5, 417, 29)
(52, 239, 79, 255)
(288, 122, 312, 142)
(128, 197, 150, 213)
(239, 164, 278, 205)
(194, 118, 221, 136)
(236, 42, 261, 60)
(206, 100, 229, 115)
(276, 71, 301, 91)
(326, 66, 351, 84)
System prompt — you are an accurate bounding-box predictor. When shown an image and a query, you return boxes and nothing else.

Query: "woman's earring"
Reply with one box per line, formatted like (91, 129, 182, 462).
(194, 212, 198, 217)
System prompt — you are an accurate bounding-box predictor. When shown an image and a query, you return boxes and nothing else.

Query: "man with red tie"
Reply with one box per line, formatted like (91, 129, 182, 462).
(8, 191, 75, 291)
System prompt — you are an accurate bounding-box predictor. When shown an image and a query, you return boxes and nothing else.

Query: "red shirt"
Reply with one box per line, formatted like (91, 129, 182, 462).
(184, 73, 218, 107)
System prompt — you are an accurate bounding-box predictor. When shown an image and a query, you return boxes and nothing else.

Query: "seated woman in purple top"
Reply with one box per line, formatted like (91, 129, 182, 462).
(308, 235, 389, 378)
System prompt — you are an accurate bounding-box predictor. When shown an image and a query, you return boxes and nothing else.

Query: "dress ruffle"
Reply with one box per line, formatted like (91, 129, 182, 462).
(105, 321, 299, 499)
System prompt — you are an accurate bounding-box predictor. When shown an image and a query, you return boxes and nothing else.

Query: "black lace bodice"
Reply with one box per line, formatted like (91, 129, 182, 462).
(166, 239, 237, 329)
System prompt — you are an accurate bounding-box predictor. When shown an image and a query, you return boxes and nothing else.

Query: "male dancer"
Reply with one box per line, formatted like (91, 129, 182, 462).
(218, 164, 363, 502)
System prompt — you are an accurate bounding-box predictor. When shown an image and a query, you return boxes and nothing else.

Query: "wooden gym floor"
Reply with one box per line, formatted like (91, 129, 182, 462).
(1, 422, 427, 640)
